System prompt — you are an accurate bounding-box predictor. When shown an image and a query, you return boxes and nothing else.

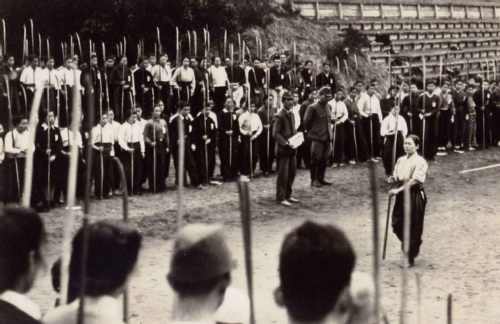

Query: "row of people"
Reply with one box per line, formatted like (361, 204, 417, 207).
(0, 206, 374, 324)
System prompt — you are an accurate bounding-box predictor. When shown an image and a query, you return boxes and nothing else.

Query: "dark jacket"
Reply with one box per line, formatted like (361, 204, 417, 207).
(303, 102, 332, 142)
(273, 108, 297, 156)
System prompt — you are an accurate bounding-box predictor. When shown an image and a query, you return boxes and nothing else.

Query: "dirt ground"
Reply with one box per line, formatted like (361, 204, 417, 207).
(29, 148, 500, 324)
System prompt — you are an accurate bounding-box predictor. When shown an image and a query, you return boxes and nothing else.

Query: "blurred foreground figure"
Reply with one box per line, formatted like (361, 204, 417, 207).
(44, 221, 142, 324)
(168, 224, 250, 324)
(0, 207, 46, 324)
(275, 221, 375, 324)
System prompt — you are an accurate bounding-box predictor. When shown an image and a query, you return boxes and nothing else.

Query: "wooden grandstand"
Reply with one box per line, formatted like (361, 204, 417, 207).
(283, 0, 500, 79)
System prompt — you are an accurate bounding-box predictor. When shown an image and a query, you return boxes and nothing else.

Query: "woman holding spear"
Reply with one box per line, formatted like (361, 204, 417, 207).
(387, 134, 428, 266)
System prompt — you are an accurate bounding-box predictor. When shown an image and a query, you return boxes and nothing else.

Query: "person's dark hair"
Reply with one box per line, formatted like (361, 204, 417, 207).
(68, 221, 142, 301)
(279, 221, 355, 322)
(0, 207, 45, 292)
(169, 273, 230, 298)
(406, 134, 421, 148)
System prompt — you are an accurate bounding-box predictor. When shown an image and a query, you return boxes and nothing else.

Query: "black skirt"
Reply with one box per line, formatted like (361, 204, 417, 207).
(391, 184, 427, 259)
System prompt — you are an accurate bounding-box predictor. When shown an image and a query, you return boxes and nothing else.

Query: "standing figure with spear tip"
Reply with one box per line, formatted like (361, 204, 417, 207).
(386, 134, 428, 267)
(381, 104, 408, 181)
(144, 105, 169, 193)
(194, 95, 217, 186)
(473, 77, 492, 150)
(219, 97, 239, 182)
(90, 112, 114, 199)
(257, 91, 275, 177)
(417, 79, 440, 160)
(110, 55, 132, 122)
(133, 56, 154, 119)
(238, 97, 262, 179)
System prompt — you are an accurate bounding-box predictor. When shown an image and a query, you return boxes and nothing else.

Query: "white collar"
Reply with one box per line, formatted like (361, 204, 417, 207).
(0, 290, 42, 320)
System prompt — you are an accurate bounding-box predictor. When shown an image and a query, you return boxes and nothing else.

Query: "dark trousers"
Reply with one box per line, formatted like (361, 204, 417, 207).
(345, 120, 369, 162)
(158, 82, 171, 117)
(92, 149, 113, 198)
(331, 123, 345, 163)
(382, 133, 405, 176)
(361, 115, 381, 158)
(212, 86, 227, 114)
(5, 157, 24, 203)
(476, 110, 492, 149)
(172, 143, 201, 187)
(276, 153, 297, 202)
(145, 143, 167, 192)
(493, 108, 500, 144)
(310, 140, 331, 183)
(240, 136, 258, 176)
(197, 142, 216, 184)
(296, 136, 311, 169)
(219, 135, 239, 181)
(138, 90, 154, 119)
(438, 110, 452, 148)
(417, 116, 438, 160)
(258, 129, 275, 173)
(452, 110, 466, 148)
(392, 186, 427, 260)
(112, 87, 133, 122)
(120, 143, 143, 194)
(32, 154, 56, 208)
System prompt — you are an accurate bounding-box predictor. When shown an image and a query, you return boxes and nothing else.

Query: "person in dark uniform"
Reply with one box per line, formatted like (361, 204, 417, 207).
(451, 80, 466, 152)
(303, 87, 333, 187)
(190, 58, 206, 116)
(300, 60, 314, 101)
(296, 90, 315, 169)
(388, 135, 429, 267)
(257, 94, 276, 176)
(110, 56, 133, 123)
(133, 57, 155, 119)
(315, 62, 336, 93)
(473, 79, 493, 149)
(417, 80, 440, 160)
(80, 54, 102, 124)
(345, 87, 369, 163)
(218, 98, 240, 182)
(401, 82, 420, 135)
(169, 102, 203, 189)
(144, 105, 169, 193)
(33, 111, 62, 211)
(193, 100, 217, 185)
(269, 56, 287, 110)
(274, 92, 300, 206)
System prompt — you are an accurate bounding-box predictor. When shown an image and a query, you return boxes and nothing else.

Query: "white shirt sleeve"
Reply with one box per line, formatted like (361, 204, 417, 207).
(118, 124, 130, 151)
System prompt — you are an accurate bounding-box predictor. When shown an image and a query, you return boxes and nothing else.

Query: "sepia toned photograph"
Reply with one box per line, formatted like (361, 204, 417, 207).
(0, 0, 499, 323)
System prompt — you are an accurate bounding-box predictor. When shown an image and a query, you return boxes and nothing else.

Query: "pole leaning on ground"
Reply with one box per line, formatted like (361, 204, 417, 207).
(238, 178, 256, 324)
(369, 161, 381, 324)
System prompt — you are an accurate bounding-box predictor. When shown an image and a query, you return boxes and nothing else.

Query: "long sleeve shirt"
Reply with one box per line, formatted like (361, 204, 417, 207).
(364, 94, 383, 122)
(4, 129, 32, 155)
(118, 122, 145, 153)
(393, 153, 428, 184)
(151, 64, 172, 83)
(20, 66, 45, 89)
(91, 124, 115, 146)
(380, 114, 408, 137)
(108, 121, 122, 143)
(40, 68, 61, 89)
(209, 66, 229, 88)
(328, 99, 348, 124)
(238, 111, 263, 138)
(171, 67, 196, 92)
(58, 67, 82, 88)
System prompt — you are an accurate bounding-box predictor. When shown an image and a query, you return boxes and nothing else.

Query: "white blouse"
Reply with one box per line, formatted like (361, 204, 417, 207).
(393, 153, 428, 184)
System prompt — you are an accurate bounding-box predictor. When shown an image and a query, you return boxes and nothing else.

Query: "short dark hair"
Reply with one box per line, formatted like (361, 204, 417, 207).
(279, 221, 355, 322)
(406, 134, 421, 148)
(0, 207, 45, 292)
(68, 221, 142, 301)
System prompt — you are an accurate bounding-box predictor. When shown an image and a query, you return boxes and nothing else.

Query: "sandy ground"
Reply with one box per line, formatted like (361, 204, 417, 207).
(29, 148, 500, 324)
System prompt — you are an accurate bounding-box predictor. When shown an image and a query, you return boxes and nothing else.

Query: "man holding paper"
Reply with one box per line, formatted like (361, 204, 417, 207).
(274, 91, 302, 207)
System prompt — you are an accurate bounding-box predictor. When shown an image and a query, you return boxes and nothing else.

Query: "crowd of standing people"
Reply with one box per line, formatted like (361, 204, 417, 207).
(1, 48, 500, 211)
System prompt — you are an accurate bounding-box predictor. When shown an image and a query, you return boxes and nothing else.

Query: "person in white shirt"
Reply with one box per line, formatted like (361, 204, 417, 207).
(91, 112, 115, 199)
(209, 56, 229, 113)
(19, 56, 44, 109)
(40, 57, 61, 119)
(381, 105, 408, 178)
(0, 207, 46, 324)
(172, 57, 196, 105)
(151, 54, 172, 115)
(328, 89, 349, 167)
(118, 111, 145, 194)
(44, 221, 142, 324)
(107, 109, 124, 193)
(238, 102, 263, 177)
(358, 83, 383, 161)
(4, 117, 32, 202)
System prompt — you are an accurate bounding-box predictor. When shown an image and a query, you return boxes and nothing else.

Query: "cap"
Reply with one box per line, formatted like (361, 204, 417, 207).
(169, 224, 235, 283)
